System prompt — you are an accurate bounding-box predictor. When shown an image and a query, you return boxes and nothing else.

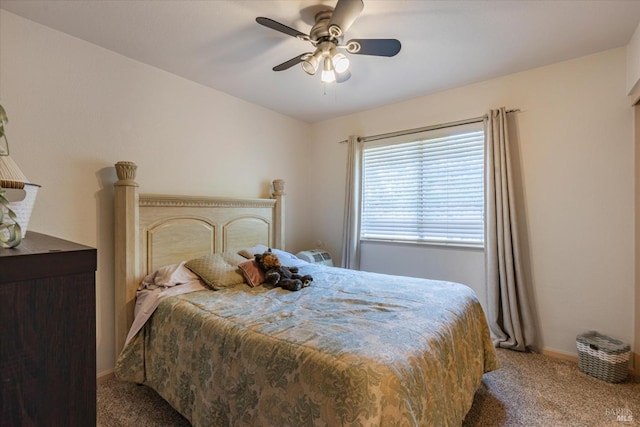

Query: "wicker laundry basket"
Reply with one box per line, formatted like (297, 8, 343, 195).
(576, 331, 630, 383)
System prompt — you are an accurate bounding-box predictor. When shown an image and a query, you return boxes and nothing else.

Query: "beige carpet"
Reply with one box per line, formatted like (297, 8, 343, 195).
(98, 349, 640, 426)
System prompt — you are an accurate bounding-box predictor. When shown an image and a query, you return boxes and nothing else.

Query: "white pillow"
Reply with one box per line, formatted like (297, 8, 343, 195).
(238, 244, 308, 268)
(238, 244, 298, 261)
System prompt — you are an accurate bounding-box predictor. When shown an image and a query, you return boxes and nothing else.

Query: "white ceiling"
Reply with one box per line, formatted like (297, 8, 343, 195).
(2, 0, 640, 123)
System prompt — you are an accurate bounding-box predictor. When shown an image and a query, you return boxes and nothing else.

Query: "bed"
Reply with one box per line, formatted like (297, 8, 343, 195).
(112, 161, 499, 426)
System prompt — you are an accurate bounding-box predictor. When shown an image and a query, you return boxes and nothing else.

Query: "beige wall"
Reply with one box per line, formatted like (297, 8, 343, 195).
(0, 10, 313, 375)
(627, 22, 640, 95)
(309, 48, 635, 357)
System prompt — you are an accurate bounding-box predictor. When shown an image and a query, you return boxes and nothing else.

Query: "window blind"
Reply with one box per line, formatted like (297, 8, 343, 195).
(361, 128, 484, 246)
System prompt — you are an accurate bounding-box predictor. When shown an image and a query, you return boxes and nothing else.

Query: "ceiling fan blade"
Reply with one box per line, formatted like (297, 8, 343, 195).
(328, 0, 364, 36)
(273, 53, 311, 71)
(256, 17, 308, 39)
(347, 39, 401, 57)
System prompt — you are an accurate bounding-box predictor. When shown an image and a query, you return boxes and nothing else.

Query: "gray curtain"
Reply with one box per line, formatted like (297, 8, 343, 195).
(341, 135, 362, 270)
(485, 108, 536, 351)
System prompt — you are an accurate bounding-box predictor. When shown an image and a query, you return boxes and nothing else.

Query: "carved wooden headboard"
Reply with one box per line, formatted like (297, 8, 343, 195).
(113, 161, 285, 356)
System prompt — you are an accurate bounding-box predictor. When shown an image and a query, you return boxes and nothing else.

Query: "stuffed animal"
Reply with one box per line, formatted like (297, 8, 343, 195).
(254, 249, 312, 291)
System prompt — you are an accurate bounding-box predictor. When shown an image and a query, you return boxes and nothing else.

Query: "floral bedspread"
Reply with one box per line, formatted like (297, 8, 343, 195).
(116, 264, 498, 426)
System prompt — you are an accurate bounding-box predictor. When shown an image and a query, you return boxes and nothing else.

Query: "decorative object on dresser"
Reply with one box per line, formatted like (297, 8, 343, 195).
(0, 188, 20, 248)
(0, 103, 40, 248)
(0, 232, 97, 425)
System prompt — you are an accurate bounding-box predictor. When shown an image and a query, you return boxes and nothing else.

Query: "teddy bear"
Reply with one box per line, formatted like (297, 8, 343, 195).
(254, 249, 312, 291)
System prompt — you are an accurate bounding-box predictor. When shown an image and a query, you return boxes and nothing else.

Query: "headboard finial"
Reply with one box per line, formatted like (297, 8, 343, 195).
(115, 161, 138, 186)
(272, 179, 285, 197)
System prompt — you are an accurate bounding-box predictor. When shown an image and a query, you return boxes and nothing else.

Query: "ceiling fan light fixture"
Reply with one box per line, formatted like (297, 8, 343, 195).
(321, 57, 336, 83)
(333, 52, 349, 74)
(302, 49, 323, 75)
(329, 46, 350, 74)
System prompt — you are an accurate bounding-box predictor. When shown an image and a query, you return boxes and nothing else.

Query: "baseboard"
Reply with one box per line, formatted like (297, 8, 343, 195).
(97, 369, 115, 384)
(543, 348, 639, 379)
(542, 348, 578, 363)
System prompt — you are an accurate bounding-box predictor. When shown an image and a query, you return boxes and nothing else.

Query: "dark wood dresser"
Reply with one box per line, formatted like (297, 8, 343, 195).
(0, 232, 97, 426)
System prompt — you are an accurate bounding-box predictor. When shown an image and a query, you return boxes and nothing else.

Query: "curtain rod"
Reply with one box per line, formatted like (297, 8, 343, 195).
(338, 109, 520, 144)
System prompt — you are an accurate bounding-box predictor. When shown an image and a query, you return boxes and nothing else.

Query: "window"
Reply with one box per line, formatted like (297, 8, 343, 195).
(361, 124, 485, 247)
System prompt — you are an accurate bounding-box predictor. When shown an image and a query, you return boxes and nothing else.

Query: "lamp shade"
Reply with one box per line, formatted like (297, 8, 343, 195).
(321, 57, 336, 83)
(302, 49, 323, 75)
(333, 53, 350, 74)
(0, 154, 29, 189)
(329, 46, 350, 74)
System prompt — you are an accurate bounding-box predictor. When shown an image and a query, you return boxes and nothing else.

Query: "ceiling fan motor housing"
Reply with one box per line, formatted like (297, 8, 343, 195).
(310, 10, 340, 43)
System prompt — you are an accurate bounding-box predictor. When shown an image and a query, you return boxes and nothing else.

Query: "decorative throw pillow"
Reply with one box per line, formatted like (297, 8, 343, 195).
(221, 250, 248, 266)
(185, 253, 244, 290)
(238, 259, 265, 287)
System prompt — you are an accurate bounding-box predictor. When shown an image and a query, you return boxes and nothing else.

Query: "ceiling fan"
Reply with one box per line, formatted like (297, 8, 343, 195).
(256, 0, 401, 83)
